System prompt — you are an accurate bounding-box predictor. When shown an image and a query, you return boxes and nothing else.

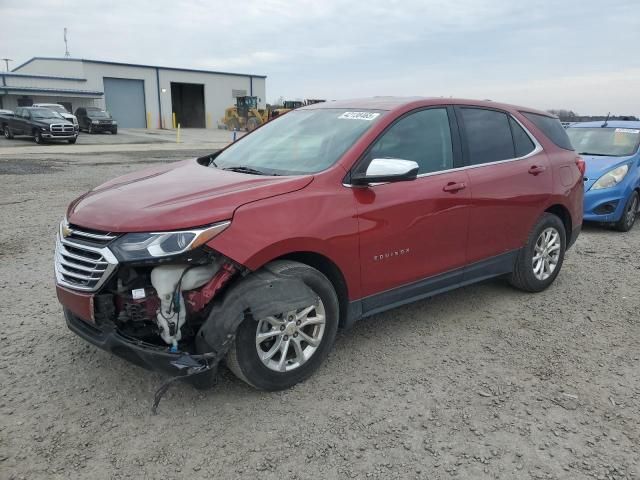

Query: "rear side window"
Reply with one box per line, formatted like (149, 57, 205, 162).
(509, 117, 536, 157)
(460, 108, 514, 165)
(521, 112, 573, 150)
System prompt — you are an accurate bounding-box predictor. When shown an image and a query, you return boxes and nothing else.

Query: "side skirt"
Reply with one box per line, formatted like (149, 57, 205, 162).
(345, 250, 519, 328)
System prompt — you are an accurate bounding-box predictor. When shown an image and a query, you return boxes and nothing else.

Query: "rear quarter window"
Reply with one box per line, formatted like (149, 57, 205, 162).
(521, 112, 573, 150)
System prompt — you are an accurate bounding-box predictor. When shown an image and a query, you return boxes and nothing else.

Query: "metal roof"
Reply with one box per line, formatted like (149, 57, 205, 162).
(14, 57, 267, 79)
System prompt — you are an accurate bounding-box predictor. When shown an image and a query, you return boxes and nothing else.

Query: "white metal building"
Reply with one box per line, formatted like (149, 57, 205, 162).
(0, 57, 266, 128)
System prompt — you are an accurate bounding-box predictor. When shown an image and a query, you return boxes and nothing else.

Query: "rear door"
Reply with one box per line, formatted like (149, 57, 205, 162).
(353, 106, 471, 307)
(11, 108, 26, 134)
(455, 106, 551, 266)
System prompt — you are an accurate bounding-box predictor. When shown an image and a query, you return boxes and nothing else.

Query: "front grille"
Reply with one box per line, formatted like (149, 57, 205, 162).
(99, 120, 112, 125)
(55, 224, 119, 292)
(50, 123, 75, 134)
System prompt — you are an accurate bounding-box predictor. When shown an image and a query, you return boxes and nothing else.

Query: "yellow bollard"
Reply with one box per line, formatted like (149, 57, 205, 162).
(206, 113, 211, 129)
(146, 112, 152, 129)
(176, 123, 181, 143)
(172, 112, 176, 129)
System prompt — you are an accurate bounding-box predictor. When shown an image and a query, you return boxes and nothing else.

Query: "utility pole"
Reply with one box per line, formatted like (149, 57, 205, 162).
(1, 58, 12, 72)
(64, 28, 70, 58)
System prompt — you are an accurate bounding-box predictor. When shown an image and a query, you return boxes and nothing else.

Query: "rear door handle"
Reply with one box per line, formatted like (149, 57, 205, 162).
(528, 165, 547, 175)
(443, 181, 466, 193)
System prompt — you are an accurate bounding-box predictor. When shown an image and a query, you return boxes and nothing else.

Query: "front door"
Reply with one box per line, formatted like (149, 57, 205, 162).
(352, 107, 471, 310)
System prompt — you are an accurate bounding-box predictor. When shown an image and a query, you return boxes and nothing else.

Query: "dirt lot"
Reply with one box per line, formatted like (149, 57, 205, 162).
(1, 148, 638, 480)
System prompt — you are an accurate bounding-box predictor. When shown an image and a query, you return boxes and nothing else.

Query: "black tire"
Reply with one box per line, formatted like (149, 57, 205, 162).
(226, 260, 340, 390)
(68, 137, 77, 144)
(34, 130, 44, 144)
(614, 191, 639, 232)
(111, 127, 118, 135)
(88, 124, 93, 134)
(509, 213, 566, 292)
(246, 117, 259, 132)
(3, 125, 13, 139)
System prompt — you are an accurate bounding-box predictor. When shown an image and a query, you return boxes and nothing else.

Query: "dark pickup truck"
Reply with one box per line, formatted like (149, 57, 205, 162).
(1, 107, 79, 144)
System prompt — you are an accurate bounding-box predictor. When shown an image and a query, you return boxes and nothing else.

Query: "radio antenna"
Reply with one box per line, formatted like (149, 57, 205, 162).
(64, 28, 70, 58)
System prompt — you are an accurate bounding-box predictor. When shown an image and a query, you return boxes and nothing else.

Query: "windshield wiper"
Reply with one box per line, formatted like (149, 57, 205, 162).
(578, 152, 609, 156)
(222, 166, 278, 176)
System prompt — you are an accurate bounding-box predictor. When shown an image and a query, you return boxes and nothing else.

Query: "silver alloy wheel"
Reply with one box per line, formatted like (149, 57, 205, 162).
(255, 299, 326, 372)
(532, 227, 561, 281)
(625, 195, 638, 227)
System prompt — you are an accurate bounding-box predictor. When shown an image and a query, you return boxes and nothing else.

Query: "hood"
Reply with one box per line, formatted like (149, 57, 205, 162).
(67, 158, 313, 232)
(583, 154, 635, 189)
(33, 118, 73, 126)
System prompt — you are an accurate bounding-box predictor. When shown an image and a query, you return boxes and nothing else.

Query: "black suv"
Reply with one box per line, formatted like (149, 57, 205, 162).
(1, 107, 79, 144)
(75, 107, 118, 134)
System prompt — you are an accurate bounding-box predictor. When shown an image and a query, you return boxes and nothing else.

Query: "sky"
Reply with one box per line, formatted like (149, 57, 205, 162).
(1, 0, 639, 115)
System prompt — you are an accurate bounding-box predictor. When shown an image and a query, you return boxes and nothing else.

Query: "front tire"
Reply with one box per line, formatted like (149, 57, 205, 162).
(68, 137, 77, 144)
(509, 213, 566, 292)
(111, 127, 118, 135)
(226, 260, 339, 390)
(3, 125, 13, 139)
(34, 130, 44, 144)
(615, 191, 638, 232)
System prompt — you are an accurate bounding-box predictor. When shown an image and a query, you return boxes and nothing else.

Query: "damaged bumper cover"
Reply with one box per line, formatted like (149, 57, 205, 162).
(64, 309, 217, 377)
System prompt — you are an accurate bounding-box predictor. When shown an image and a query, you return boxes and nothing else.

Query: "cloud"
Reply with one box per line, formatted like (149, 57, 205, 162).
(1, 0, 638, 113)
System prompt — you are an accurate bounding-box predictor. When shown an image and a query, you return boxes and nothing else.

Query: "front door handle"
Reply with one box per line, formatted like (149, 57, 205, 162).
(443, 181, 466, 193)
(528, 165, 547, 175)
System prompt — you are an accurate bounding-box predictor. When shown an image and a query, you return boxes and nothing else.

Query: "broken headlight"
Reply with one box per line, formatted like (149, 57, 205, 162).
(111, 221, 230, 261)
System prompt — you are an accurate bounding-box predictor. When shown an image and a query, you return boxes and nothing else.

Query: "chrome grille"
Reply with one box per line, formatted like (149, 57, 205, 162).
(54, 223, 118, 292)
(50, 123, 75, 133)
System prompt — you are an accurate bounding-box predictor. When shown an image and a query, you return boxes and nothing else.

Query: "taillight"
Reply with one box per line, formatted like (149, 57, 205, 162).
(575, 156, 586, 176)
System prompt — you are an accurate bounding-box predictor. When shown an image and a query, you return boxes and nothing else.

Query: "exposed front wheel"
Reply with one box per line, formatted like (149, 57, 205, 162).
(3, 125, 13, 139)
(226, 260, 339, 390)
(615, 191, 639, 232)
(34, 130, 44, 144)
(509, 213, 566, 292)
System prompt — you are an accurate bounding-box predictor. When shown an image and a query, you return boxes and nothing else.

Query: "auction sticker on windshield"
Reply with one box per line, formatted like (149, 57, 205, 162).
(615, 128, 640, 134)
(338, 112, 380, 121)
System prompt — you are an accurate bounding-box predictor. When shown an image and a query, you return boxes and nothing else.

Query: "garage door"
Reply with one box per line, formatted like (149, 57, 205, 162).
(103, 77, 146, 128)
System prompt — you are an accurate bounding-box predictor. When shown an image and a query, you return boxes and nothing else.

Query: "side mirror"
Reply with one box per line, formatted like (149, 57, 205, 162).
(351, 158, 419, 185)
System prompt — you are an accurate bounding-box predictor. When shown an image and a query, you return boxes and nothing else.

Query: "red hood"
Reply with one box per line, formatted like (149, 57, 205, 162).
(68, 159, 313, 232)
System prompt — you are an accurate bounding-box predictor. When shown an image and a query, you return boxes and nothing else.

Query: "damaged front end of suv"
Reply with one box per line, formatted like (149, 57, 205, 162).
(54, 218, 318, 404)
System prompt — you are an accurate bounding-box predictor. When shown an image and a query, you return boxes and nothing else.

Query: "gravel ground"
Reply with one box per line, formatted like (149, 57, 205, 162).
(1, 150, 639, 480)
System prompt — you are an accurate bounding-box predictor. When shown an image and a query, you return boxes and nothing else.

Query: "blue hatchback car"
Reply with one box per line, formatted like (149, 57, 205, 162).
(566, 121, 640, 231)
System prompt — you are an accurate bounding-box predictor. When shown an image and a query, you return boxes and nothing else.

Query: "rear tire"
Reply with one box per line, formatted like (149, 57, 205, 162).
(509, 213, 566, 292)
(3, 125, 13, 139)
(226, 260, 339, 390)
(615, 191, 639, 232)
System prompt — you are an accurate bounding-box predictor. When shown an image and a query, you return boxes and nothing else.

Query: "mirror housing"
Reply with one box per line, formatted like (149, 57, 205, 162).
(351, 158, 419, 185)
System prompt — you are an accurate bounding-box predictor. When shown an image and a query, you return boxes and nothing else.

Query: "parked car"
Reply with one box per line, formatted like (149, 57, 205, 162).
(75, 106, 118, 134)
(566, 121, 640, 231)
(55, 97, 583, 391)
(32, 103, 78, 125)
(2, 107, 79, 144)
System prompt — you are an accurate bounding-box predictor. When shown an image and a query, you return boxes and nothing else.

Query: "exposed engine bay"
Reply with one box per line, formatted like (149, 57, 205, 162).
(93, 253, 237, 354)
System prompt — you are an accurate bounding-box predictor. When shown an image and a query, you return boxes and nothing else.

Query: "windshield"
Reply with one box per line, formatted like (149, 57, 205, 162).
(30, 108, 64, 119)
(567, 127, 640, 157)
(212, 109, 384, 175)
(87, 110, 111, 119)
(38, 105, 67, 113)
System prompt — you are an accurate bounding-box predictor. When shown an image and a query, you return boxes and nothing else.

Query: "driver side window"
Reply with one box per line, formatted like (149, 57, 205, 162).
(368, 108, 453, 174)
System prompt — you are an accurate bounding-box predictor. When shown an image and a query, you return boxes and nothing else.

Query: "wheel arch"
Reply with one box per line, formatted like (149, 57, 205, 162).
(270, 251, 350, 328)
(544, 204, 572, 237)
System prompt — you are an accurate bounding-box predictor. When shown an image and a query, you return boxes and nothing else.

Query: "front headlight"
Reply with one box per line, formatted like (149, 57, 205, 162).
(110, 221, 230, 261)
(112, 120, 117, 125)
(591, 164, 629, 190)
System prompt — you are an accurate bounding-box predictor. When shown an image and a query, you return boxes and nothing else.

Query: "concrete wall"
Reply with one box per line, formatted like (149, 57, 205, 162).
(13, 59, 267, 129)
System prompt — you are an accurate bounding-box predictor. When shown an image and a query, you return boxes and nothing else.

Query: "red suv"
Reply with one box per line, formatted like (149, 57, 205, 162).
(55, 97, 584, 390)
